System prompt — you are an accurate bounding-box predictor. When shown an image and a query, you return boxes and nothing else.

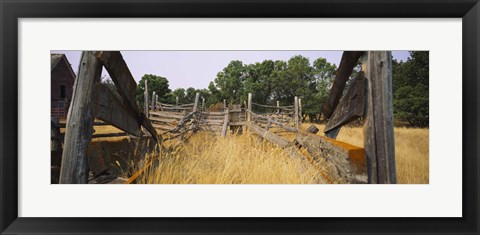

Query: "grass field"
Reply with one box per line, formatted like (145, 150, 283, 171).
(138, 123, 429, 184)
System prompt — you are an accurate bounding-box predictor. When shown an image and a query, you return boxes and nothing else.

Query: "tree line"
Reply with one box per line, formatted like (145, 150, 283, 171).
(104, 51, 428, 127)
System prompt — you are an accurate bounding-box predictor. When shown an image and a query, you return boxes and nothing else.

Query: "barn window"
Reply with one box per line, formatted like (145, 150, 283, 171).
(60, 85, 66, 98)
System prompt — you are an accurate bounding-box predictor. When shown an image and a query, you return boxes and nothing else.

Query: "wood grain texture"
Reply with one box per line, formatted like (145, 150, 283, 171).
(295, 133, 367, 184)
(363, 51, 396, 184)
(324, 71, 366, 137)
(95, 51, 161, 144)
(92, 83, 142, 137)
(323, 51, 364, 118)
(60, 51, 102, 184)
(221, 108, 229, 137)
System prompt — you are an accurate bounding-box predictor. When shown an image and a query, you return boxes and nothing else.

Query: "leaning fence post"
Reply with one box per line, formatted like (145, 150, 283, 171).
(298, 98, 302, 124)
(151, 91, 156, 112)
(193, 92, 200, 112)
(276, 100, 280, 113)
(363, 51, 396, 184)
(294, 96, 299, 130)
(144, 80, 149, 117)
(59, 51, 102, 184)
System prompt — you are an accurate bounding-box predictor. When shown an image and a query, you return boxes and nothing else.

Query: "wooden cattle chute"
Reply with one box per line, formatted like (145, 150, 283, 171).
(56, 50, 394, 184)
(58, 51, 161, 184)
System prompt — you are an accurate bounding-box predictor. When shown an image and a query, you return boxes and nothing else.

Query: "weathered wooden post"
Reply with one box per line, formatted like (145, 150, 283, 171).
(298, 98, 302, 124)
(247, 93, 252, 123)
(223, 99, 226, 111)
(276, 100, 280, 113)
(151, 91, 156, 112)
(221, 108, 229, 137)
(294, 96, 299, 130)
(144, 80, 149, 117)
(155, 95, 158, 111)
(176, 96, 179, 107)
(193, 92, 200, 112)
(60, 51, 102, 184)
(363, 51, 396, 184)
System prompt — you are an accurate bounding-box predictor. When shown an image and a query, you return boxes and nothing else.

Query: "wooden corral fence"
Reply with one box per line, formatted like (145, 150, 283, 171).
(245, 51, 395, 184)
(145, 89, 246, 138)
(54, 50, 395, 184)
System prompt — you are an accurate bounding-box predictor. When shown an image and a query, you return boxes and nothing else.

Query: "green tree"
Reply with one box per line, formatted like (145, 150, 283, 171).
(310, 58, 337, 121)
(135, 74, 172, 108)
(171, 88, 187, 104)
(392, 51, 429, 127)
(212, 60, 246, 104)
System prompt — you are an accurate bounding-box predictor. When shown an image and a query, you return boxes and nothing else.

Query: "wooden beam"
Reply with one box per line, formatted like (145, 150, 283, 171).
(294, 96, 299, 130)
(176, 96, 179, 107)
(324, 71, 366, 139)
(95, 51, 161, 144)
(363, 51, 396, 184)
(193, 92, 200, 112)
(323, 51, 364, 118)
(60, 51, 102, 184)
(298, 98, 302, 123)
(247, 93, 252, 123)
(247, 123, 326, 183)
(294, 133, 367, 184)
(92, 83, 142, 137)
(144, 80, 149, 116)
(221, 108, 229, 137)
(151, 91, 156, 112)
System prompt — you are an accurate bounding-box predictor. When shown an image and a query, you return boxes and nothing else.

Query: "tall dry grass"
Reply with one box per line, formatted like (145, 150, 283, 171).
(300, 124, 429, 184)
(139, 124, 428, 184)
(139, 131, 317, 184)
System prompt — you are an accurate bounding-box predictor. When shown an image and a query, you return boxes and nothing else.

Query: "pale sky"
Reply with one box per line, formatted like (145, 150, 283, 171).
(51, 50, 410, 90)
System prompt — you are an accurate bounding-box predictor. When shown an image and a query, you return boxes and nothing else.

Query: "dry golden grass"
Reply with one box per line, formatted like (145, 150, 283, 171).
(138, 123, 428, 184)
(300, 124, 429, 184)
(139, 131, 317, 184)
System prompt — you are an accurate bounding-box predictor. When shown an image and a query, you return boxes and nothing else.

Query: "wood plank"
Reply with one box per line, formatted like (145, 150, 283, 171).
(193, 93, 200, 112)
(294, 96, 299, 130)
(324, 71, 366, 138)
(221, 108, 229, 137)
(152, 124, 176, 130)
(95, 51, 161, 144)
(149, 111, 185, 119)
(294, 133, 367, 183)
(92, 83, 142, 137)
(144, 80, 149, 116)
(203, 111, 225, 116)
(149, 117, 180, 124)
(363, 51, 396, 184)
(60, 51, 102, 184)
(247, 123, 326, 183)
(323, 51, 364, 118)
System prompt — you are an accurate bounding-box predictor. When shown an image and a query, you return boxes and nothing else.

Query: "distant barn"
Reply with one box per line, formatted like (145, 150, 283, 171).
(51, 54, 76, 119)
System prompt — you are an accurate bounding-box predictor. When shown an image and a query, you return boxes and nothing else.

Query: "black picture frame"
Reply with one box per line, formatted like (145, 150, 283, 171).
(1, 0, 478, 234)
